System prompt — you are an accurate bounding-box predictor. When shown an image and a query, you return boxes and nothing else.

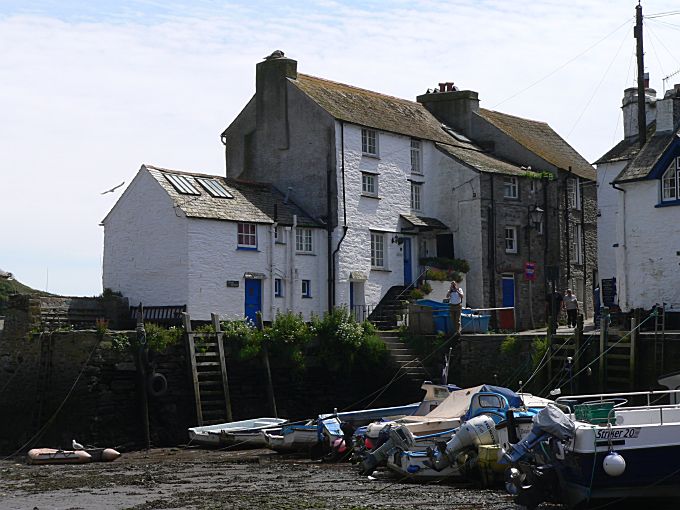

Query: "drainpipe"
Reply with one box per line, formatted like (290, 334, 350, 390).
(612, 182, 627, 310)
(290, 215, 297, 314)
(269, 221, 277, 322)
(331, 121, 349, 309)
(326, 145, 334, 313)
(488, 175, 497, 326)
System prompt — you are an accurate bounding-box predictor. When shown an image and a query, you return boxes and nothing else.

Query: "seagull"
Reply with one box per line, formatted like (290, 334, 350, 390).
(72, 439, 84, 450)
(101, 181, 125, 195)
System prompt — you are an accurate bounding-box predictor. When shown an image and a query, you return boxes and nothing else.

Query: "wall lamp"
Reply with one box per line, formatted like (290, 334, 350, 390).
(528, 204, 544, 230)
(391, 235, 405, 245)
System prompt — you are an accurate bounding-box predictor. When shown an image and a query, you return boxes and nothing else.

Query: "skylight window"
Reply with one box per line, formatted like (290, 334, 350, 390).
(197, 178, 234, 198)
(165, 174, 200, 195)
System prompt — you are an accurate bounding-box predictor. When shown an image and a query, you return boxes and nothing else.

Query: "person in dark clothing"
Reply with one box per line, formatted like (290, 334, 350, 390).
(545, 290, 563, 334)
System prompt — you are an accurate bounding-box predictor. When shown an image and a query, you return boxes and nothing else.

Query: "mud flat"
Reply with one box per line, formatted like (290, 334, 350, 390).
(0, 447, 554, 509)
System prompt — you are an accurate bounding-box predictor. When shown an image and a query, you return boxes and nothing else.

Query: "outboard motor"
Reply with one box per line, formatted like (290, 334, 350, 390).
(428, 415, 497, 471)
(360, 425, 416, 475)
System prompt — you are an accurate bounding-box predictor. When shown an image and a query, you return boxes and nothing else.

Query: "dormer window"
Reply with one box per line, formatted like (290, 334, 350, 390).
(662, 158, 680, 201)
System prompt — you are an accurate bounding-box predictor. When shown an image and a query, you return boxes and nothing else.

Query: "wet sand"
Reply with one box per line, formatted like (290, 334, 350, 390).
(0, 447, 541, 509)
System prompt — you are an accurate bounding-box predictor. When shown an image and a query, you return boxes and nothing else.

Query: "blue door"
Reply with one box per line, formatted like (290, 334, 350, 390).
(403, 237, 412, 286)
(500, 274, 515, 330)
(244, 279, 262, 324)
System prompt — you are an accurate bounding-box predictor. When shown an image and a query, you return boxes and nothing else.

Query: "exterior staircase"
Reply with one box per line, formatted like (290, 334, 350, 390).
(369, 285, 408, 330)
(377, 330, 430, 383)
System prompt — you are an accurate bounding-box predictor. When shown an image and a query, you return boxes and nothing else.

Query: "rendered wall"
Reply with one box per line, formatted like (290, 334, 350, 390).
(597, 160, 626, 284)
(102, 169, 189, 309)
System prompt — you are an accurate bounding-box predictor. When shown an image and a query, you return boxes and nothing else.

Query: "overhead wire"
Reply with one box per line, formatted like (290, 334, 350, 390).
(492, 17, 633, 109)
(567, 24, 633, 138)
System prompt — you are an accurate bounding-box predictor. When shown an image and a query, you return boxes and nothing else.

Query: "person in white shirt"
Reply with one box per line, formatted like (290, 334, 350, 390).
(563, 289, 579, 328)
(446, 280, 464, 335)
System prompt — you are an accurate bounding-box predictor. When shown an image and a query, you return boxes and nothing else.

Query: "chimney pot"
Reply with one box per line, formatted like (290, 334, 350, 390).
(439, 83, 446, 93)
(644, 72, 650, 89)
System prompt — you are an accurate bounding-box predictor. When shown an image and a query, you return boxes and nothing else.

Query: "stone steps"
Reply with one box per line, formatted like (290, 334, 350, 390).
(377, 331, 429, 381)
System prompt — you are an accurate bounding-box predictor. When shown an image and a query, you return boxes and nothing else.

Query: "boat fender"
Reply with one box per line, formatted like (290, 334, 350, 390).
(147, 372, 168, 397)
(603, 451, 626, 477)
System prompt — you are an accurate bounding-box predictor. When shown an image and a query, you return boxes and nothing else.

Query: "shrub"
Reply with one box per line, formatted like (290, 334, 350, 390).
(410, 288, 425, 300)
(500, 335, 521, 356)
(264, 312, 312, 370)
(221, 319, 262, 360)
(531, 336, 549, 368)
(419, 257, 470, 274)
(145, 323, 183, 352)
(425, 268, 448, 281)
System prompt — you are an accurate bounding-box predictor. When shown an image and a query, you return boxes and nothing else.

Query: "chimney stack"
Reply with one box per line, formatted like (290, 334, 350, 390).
(656, 84, 680, 133)
(256, 50, 297, 150)
(417, 84, 479, 137)
(621, 85, 657, 140)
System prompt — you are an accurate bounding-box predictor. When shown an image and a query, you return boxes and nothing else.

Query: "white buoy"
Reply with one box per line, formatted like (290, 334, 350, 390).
(603, 451, 626, 476)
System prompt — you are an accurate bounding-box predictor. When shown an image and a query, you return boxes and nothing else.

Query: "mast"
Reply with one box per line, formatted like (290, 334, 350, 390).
(635, 1, 646, 148)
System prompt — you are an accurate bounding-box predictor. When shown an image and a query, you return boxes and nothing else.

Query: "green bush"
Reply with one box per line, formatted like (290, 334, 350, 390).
(500, 335, 521, 356)
(107, 323, 183, 353)
(419, 257, 470, 274)
(531, 336, 549, 368)
(425, 268, 448, 281)
(221, 319, 262, 360)
(264, 312, 312, 370)
(410, 288, 425, 300)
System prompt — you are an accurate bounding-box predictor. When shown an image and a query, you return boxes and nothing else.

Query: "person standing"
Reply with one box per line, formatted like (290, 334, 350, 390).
(446, 280, 464, 335)
(563, 289, 579, 328)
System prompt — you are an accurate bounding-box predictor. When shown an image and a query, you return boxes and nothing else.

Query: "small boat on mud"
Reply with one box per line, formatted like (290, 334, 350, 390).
(502, 389, 680, 509)
(188, 417, 288, 447)
(27, 447, 121, 465)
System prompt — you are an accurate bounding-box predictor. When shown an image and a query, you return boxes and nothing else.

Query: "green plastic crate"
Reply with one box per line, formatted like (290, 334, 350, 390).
(573, 402, 615, 424)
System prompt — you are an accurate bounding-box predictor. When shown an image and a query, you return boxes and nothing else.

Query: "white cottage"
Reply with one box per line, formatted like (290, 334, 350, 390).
(596, 84, 680, 312)
(102, 164, 326, 321)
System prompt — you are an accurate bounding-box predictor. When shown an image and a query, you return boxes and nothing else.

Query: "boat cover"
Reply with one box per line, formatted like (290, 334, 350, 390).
(532, 404, 575, 440)
(400, 385, 485, 423)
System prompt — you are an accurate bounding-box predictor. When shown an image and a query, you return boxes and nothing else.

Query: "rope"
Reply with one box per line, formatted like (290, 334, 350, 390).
(2, 336, 102, 460)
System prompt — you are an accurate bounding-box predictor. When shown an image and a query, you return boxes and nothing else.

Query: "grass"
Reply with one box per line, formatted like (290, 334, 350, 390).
(0, 277, 52, 314)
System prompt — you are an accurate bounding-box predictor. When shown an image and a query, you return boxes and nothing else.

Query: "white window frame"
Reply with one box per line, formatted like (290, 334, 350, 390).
(370, 232, 386, 269)
(237, 222, 257, 249)
(661, 158, 680, 202)
(568, 177, 582, 210)
(571, 224, 583, 264)
(296, 227, 313, 253)
(503, 176, 518, 199)
(410, 139, 422, 174)
(301, 279, 311, 298)
(529, 179, 538, 194)
(274, 278, 283, 297)
(361, 128, 378, 156)
(411, 182, 422, 211)
(504, 226, 518, 254)
(361, 172, 378, 196)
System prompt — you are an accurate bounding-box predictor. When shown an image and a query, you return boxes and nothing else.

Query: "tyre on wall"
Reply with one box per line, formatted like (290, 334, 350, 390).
(147, 372, 168, 397)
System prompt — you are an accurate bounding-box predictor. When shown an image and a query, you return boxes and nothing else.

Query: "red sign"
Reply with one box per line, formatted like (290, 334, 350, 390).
(525, 261, 537, 281)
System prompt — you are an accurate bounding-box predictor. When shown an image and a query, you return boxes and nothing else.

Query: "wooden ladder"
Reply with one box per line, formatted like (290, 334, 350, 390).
(654, 306, 666, 375)
(183, 313, 233, 426)
(603, 318, 638, 391)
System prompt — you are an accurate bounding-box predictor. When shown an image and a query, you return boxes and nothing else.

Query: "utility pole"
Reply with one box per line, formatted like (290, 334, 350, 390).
(635, 1, 646, 148)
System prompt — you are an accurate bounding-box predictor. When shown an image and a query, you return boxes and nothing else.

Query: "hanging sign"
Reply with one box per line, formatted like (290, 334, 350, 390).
(524, 261, 537, 281)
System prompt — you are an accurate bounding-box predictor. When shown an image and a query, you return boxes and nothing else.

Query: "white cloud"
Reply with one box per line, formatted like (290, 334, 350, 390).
(1, 0, 679, 295)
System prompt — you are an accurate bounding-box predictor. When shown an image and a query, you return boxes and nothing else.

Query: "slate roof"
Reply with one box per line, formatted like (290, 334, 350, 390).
(594, 122, 656, 165)
(435, 143, 526, 176)
(400, 214, 448, 230)
(291, 74, 477, 147)
(613, 132, 679, 183)
(478, 109, 596, 180)
(145, 165, 320, 227)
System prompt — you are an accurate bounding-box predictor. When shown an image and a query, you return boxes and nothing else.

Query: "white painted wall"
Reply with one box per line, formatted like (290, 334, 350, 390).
(186, 220, 326, 321)
(596, 160, 626, 287)
(334, 122, 415, 309)
(616, 179, 680, 311)
(103, 168, 189, 308)
(104, 167, 326, 321)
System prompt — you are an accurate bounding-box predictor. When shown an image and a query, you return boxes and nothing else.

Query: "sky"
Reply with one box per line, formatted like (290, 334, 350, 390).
(2, 0, 680, 296)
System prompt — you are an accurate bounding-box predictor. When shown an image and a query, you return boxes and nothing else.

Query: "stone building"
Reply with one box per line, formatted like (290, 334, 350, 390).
(220, 52, 597, 329)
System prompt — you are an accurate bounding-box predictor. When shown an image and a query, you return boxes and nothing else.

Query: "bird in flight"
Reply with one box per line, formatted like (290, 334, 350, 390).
(101, 181, 125, 195)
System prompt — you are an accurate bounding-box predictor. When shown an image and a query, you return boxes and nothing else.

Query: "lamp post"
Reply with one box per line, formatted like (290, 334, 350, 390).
(527, 204, 544, 329)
